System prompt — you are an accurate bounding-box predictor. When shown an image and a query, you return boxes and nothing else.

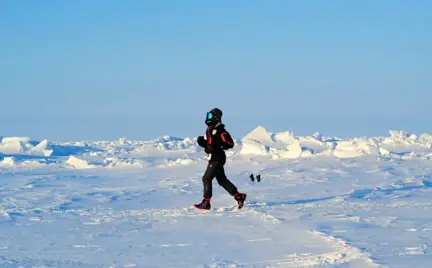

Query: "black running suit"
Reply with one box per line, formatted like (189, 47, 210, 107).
(197, 122, 238, 199)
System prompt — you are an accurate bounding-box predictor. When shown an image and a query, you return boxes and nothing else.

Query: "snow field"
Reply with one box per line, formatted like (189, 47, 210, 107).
(0, 126, 431, 267)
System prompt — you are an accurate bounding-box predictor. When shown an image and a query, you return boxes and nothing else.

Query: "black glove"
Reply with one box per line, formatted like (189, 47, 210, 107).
(197, 136, 206, 148)
(205, 146, 214, 154)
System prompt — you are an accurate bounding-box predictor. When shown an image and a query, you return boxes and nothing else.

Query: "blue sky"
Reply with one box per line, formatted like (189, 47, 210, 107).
(1, 1, 431, 140)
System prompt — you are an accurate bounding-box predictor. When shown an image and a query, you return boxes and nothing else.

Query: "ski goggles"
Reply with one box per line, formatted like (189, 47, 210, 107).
(206, 112, 214, 120)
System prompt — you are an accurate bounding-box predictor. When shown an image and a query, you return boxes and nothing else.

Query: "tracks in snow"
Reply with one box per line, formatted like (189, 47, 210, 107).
(0, 161, 399, 268)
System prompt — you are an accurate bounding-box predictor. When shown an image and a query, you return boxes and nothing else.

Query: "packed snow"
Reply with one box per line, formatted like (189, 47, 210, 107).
(0, 126, 431, 267)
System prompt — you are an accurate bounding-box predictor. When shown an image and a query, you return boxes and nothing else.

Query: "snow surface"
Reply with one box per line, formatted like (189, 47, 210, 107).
(0, 126, 432, 267)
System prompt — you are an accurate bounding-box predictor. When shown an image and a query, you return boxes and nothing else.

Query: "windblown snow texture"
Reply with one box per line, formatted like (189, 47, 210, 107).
(0, 126, 431, 267)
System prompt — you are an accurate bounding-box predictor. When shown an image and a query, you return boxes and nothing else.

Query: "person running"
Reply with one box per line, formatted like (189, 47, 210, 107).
(194, 108, 247, 210)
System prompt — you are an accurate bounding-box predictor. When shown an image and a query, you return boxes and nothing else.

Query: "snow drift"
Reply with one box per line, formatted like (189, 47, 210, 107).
(239, 126, 432, 159)
(0, 137, 99, 157)
(1, 126, 431, 169)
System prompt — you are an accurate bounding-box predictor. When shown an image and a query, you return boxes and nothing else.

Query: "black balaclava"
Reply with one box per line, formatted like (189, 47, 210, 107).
(205, 108, 223, 127)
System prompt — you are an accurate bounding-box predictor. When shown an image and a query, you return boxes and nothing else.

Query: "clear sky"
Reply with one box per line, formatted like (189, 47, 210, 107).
(1, 1, 431, 140)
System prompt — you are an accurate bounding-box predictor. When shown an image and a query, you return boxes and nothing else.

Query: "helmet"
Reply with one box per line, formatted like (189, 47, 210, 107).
(205, 108, 222, 126)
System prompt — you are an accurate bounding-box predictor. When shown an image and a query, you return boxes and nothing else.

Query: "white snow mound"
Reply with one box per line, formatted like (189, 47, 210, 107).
(240, 126, 316, 158)
(0, 127, 430, 170)
(0, 137, 90, 157)
(1, 157, 16, 166)
(239, 127, 432, 159)
(103, 157, 147, 168)
(65, 156, 93, 169)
